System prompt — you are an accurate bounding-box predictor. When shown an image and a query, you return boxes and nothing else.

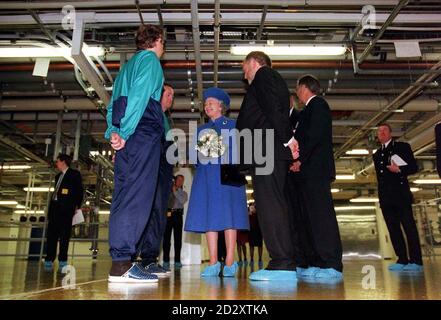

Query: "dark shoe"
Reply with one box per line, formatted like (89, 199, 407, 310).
(157, 264, 171, 273)
(143, 263, 170, 277)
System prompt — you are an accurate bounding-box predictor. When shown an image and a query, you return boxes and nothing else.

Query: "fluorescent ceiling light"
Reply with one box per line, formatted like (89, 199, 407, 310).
(350, 197, 379, 203)
(410, 187, 421, 192)
(0, 201, 18, 205)
(16, 204, 26, 209)
(99, 210, 110, 215)
(230, 44, 346, 56)
(334, 206, 376, 211)
(246, 189, 254, 194)
(14, 210, 45, 214)
(245, 176, 252, 181)
(413, 179, 441, 184)
(23, 187, 54, 192)
(345, 149, 369, 155)
(331, 188, 340, 193)
(336, 174, 355, 180)
(0, 46, 104, 58)
(1, 165, 31, 170)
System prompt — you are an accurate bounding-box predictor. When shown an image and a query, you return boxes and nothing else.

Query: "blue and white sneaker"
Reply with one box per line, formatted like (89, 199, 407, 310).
(108, 263, 159, 283)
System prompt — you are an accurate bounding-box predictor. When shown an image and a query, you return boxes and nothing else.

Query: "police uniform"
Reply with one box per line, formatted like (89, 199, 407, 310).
(373, 139, 423, 265)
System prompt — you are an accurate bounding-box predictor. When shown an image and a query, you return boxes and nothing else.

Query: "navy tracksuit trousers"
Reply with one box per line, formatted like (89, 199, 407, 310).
(109, 99, 163, 261)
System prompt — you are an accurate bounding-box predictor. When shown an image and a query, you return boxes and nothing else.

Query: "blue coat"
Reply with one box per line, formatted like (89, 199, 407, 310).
(184, 116, 249, 233)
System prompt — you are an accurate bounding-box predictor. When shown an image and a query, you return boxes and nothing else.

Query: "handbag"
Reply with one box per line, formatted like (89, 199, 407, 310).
(220, 164, 247, 187)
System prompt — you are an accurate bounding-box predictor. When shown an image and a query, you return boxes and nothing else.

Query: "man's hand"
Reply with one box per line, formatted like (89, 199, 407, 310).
(288, 138, 300, 160)
(110, 132, 126, 151)
(387, 160, 401, 173)
(289, 161, 301, 172)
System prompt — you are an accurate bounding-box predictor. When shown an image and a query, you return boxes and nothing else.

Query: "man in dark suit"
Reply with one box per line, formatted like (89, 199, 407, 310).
(291, 75, 343, 279)
(285, 94, 315, 273)
(236, 51, 298, 281)
(373, 123, 423, 272)
(44, 154, 83, 271)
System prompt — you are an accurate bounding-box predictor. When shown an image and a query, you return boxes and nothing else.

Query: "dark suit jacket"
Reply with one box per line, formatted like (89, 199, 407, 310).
(373, 140, 417, 207)
(49, 168, 84, 220)
(294, 96, 336, 180)
(236, 66, 293, 167)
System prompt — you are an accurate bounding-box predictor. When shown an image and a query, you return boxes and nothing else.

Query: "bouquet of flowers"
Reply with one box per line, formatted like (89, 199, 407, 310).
(196, 129, 226, 158)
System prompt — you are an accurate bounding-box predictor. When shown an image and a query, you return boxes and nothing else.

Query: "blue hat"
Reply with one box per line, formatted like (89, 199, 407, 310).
(203, 87, 230, 109)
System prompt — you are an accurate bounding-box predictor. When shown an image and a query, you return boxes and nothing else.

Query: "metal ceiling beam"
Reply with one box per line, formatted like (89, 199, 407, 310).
(357, 0, 409, 64)
(70, 16, 110, 106)
(135, 0, 145, 25)
(190, 0, 204, 119)
(256, 5, 268, 41)
(213, 0, 220, 87)
(156, 5, 164, 30)
(27, 10, 57, 44)
(0, 134, 48, 165)
(335, 60, 441, 159)
(2, 11, 441, 27)
(0, 1, 402, 10)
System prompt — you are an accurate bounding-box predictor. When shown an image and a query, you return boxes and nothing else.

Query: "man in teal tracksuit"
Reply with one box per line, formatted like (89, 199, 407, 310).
(105, 24, 165, 283)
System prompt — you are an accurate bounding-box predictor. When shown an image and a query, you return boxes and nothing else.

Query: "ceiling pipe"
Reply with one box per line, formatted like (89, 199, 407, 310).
(0, 1, 406, 10)
(0, 61, 437, 72)
(1, 97, 438, 112)
(190, 0, 204, 120)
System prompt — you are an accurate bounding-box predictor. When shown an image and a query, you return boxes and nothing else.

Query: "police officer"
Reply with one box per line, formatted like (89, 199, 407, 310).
(373, 123, 423, 272)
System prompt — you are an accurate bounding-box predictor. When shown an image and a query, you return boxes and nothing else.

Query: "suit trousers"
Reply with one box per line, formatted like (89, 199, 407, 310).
(162, 210, 183, 263)
(298, 177, 343, 272)
(381, 203, 423, 265)
(109, 100, 163, 261)
(45, 201, 74, 262)
(285, 172, 316, 267)
(252, 160, 296, 270)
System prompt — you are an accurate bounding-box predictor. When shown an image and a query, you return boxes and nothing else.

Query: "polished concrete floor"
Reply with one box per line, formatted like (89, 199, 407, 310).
(0, 257, 440, 300)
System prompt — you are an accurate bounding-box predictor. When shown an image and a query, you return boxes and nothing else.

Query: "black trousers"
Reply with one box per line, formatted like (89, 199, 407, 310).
(381, 203, 423, 265)
(162, 210, 183, 263)
(45, 201, 73, 262)
(298, 178, 343, 272)
(285, 172, 316, 267)
(252, 160, 296, 270)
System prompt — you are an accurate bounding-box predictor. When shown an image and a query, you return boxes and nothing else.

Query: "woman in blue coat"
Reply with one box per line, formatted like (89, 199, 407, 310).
(185, 87, 249, 277)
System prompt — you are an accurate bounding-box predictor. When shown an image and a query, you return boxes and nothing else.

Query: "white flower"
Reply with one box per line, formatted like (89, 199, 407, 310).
(196, 129, 226, 158)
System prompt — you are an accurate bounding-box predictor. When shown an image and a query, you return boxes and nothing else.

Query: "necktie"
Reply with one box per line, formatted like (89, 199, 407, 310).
(52, 172, 65, 201)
